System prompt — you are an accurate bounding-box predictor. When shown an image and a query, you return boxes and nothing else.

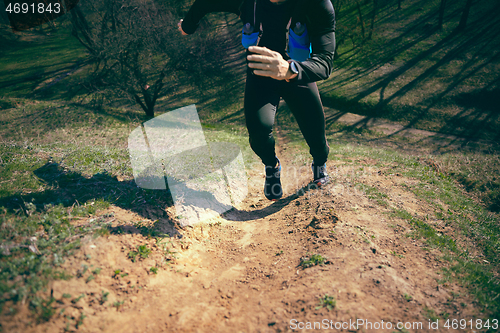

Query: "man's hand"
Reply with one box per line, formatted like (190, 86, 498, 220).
(178, 19, 188, 36)
(247, 46, 298, 81)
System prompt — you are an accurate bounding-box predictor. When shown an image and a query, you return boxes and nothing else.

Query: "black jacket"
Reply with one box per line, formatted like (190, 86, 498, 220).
(181, 0, 336, 83)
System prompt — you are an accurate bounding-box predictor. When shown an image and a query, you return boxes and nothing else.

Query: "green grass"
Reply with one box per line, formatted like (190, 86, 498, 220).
(112, 300, 124, 310)
(299, 254, 327, 269)
(71, 294, 85, 304)
(0, 201, 110, 314)
(392, 209, 458, 251)
(1, 0, 499, 143)
(319, 0, 500, 141)
(316, 294, 336, 311)
(128, 245, 151, 263)
(356, 183, 389, 207)
(156, 238, 178, 263)
(391, 251, 405, 259)
(438, 151, 500, 213)
(422, 306, 440, 322)
(0, 25, 88, 99)
(100, 291, 109, 305)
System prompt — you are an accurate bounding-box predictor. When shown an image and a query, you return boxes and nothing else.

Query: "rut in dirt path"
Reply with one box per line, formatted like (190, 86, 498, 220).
(128, 110, 480, 332)
(154, 157, 478, 333)
(127, 119, 479, 332)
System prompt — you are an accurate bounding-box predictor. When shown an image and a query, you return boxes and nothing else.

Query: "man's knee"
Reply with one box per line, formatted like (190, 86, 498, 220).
(247, 119, 273, 138)
(248, 128, 272, 146)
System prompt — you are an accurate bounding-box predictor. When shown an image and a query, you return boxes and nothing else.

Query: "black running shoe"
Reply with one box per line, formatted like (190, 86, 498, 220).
(312, 162, 330, 186)
(264, 158, 282, 201)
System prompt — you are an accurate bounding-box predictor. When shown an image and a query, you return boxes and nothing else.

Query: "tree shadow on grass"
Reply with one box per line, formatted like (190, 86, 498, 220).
(0, 162, 182, 238)
(321, 2, 500, 142)
(378, 51, 500, 144)
(0, 160, 294, 234)
(455, 88, 500, 114)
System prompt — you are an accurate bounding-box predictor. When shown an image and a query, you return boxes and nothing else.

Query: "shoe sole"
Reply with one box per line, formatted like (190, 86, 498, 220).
(264, 193, 282, 201)
(265, 193, 282, 201)
(313, 177, 330, 187)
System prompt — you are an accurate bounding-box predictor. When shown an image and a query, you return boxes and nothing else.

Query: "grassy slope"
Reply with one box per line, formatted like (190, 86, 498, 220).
(2, 99, 499, 321)
(321, 0, 500, 142)
(0, 24, 87, 100)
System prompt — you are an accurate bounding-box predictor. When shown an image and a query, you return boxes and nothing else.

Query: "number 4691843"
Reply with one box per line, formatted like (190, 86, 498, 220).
(5, 3, 61, 14)
(444, 319, 498, 330)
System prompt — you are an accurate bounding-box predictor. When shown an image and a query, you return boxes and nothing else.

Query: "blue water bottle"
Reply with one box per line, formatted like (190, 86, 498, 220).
(242, 23, 259, 49)
(288, 22, 311, 61)
(294, 22, 306, 36)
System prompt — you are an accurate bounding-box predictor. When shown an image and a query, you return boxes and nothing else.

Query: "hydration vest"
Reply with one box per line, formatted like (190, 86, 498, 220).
(241, 0, 312, 62)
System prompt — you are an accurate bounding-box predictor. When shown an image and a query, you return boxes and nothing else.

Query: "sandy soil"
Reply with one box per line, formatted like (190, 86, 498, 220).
(1, 133, 483, 333)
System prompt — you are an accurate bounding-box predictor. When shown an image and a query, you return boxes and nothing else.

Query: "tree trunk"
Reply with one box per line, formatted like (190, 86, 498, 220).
(368, 0, 378, 40)
(438, 0, 447, 29)
(356, 0, 365, 39)
(457, 0, 474, 31)
(134, 93, 155, 118)
(398, 0, 402, 10)
(70, 6, 98, 56)
(145, 105, 155, 118)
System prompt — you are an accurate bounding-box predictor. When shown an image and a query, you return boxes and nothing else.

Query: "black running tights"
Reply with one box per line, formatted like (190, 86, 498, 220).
(244, 72, 330, 167)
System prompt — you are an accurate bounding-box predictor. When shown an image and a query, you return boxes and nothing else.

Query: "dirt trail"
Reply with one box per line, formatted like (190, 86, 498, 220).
(3, 130, 482, 333)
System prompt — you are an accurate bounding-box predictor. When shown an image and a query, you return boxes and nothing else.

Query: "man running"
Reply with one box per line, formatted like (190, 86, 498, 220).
(178, 0, 335, 201)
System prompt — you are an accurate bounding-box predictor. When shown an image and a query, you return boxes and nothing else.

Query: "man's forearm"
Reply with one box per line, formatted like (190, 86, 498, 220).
(293, 32, 335, 83)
